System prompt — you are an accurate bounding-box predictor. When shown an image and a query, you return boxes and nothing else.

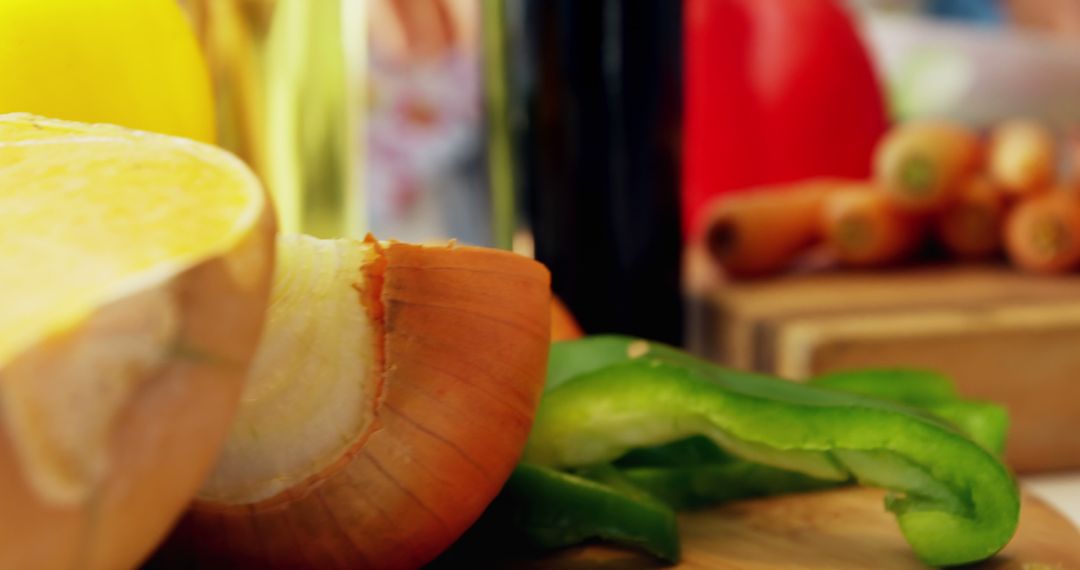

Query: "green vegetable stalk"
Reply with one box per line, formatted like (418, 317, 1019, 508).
(525, 341, 1020, 567)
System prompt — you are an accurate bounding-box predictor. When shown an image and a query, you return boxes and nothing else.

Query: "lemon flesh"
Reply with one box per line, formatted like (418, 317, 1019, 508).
(0, 114, 262, 368)
(0, 113, 267, 503)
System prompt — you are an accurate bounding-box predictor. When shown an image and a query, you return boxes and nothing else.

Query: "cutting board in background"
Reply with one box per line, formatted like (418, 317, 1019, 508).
(687, 265, 1080, 473)
(505, 488, 1080, 569)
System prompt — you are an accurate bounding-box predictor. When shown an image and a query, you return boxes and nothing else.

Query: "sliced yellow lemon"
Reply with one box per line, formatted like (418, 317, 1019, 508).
(0, 113, 274, 570)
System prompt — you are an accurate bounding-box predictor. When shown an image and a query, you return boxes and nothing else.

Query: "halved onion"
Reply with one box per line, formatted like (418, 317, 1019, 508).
(159, 234, 551, 569)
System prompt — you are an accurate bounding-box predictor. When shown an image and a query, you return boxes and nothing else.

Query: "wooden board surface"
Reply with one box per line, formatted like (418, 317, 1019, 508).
(706, 265, 1080, 319)
(687, 265, 1080, 472)
(506, 488, 1080, 569)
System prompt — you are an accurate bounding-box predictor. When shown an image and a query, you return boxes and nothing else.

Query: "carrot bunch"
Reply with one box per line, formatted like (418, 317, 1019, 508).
(695, 119, 1080, 278)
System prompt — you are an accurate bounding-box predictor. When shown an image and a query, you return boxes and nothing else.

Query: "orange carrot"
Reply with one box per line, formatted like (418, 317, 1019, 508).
(935, 175, 1006, 259)
(988, 119, 1056, 196)
(874, 121, 981, 213)
(697, 179, 846, 278)
(1004, 191, 1080, 273)
(822, 184, 924, 267)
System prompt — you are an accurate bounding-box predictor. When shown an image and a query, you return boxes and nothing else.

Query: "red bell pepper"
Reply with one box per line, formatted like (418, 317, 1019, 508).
(682, 0, 888, 239)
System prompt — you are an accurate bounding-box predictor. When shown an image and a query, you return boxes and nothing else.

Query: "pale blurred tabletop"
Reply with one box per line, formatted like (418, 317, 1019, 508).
(1025, 472, 1080, 527)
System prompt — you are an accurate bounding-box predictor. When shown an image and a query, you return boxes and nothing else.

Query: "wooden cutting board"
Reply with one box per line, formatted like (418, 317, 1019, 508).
(686, 265, 1080, 472)
(504, 488, 1080, 569)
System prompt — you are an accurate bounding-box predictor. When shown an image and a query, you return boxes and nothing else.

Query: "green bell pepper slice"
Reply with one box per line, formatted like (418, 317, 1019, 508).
(608, 435, 839, 509)
(809, 369, 1009, 455)
(615, 460, 840, 510)
(606, 368, 1008, 510)
(550, 337, 1010, 519)
(525, 356, 1020, 567)
(809, 368, 961, 405)
(546, 335, 694, 391)
(552, 336, 1008, 455)
(614, 434, 729, 467)
(461, 463, 681, 563)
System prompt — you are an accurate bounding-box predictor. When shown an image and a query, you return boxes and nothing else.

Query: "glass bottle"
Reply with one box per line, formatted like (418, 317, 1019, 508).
(181, 0, 366, 238)
(499, 0, 685, 344)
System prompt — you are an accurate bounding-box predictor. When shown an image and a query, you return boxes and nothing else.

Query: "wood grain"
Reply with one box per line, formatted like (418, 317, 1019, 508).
(690, 265, 1080, 472)
(507, 488, 1080, 569)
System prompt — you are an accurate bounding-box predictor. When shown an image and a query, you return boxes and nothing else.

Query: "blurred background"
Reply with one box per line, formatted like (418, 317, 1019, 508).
(181, 0, 1080, 340)
(176, 0, 1080, 490)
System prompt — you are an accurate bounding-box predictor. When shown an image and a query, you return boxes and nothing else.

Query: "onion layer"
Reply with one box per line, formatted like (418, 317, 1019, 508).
(160, 235, 551, 569)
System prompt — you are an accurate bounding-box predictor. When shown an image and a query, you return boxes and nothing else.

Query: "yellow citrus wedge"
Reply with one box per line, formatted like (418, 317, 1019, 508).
(0, 113, 275, 570)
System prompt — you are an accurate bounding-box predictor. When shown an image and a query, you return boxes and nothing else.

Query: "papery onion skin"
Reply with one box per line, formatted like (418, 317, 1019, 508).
(0, 208, 276, 570)
(160, 241, 551, 570)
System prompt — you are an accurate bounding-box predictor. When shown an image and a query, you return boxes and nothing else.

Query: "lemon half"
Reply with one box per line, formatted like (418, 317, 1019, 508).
(0, 113, 273, 570)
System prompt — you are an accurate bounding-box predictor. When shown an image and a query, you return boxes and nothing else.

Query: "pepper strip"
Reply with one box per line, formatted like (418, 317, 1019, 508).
(614, 461, 840, 511)
(552, 336, 1008, 454)
(809, 369, 1008, 455)
(525, 357, 1020, 567)
(461, 463, 681, 563)
(603, 435, 839, 509)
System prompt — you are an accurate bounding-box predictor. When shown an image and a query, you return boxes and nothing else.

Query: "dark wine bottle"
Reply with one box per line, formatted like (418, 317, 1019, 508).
(503, 0, 684, 345)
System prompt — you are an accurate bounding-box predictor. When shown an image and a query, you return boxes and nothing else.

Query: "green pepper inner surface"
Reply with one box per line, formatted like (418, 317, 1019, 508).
(529, 340, 1019, 567)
